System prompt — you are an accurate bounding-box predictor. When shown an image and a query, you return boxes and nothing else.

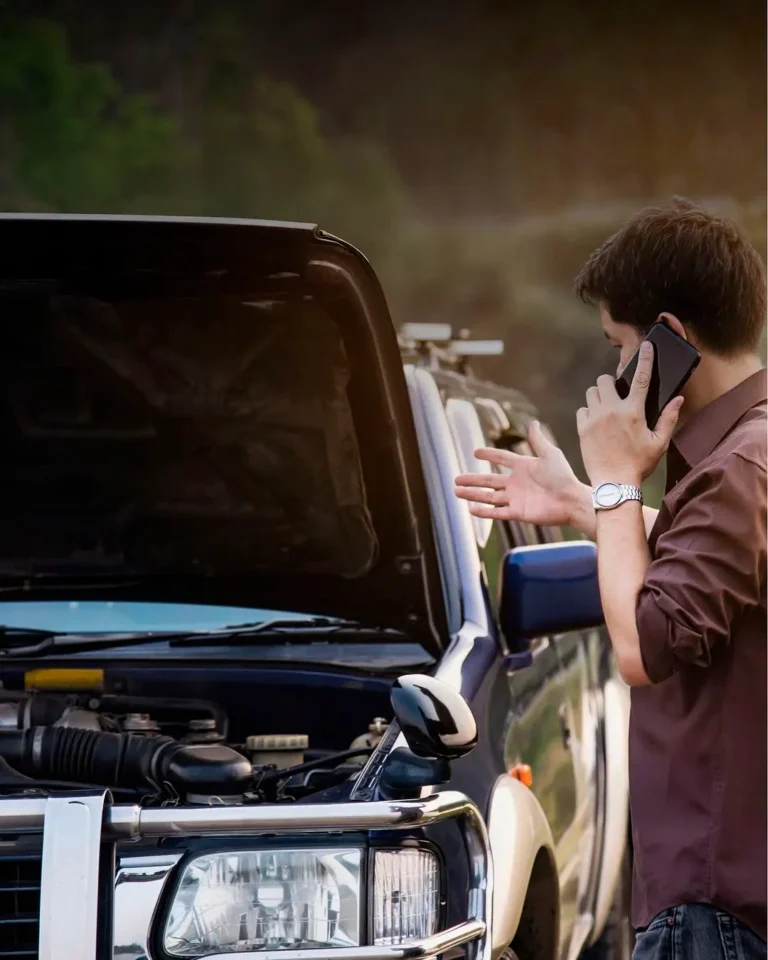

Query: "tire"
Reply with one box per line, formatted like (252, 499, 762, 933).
(580, 845, 634, 960)
(500, 947, 521, 960)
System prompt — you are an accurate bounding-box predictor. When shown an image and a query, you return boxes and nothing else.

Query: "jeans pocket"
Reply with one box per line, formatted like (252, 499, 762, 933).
(633, 917, 673, 959)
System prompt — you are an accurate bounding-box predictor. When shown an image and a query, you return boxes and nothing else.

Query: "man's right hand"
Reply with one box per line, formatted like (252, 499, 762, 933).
(454, 420, 594, 533)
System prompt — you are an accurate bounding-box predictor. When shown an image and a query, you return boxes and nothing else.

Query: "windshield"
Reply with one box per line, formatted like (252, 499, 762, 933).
(0, 602, 310, 634)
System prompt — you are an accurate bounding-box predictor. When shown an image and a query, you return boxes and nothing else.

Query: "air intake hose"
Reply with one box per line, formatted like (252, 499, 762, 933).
(0, 727, 252, 794)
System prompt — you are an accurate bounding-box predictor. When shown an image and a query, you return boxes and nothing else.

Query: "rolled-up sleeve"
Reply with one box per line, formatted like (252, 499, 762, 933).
(637, 453, 767, 684)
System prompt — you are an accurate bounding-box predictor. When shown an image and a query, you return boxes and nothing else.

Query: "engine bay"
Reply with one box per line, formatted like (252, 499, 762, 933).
(0, 689, 390, 806)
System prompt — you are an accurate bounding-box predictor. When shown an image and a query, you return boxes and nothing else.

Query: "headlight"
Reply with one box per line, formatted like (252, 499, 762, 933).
(372, 849, 440, 945)
(163, 847, 362, 957)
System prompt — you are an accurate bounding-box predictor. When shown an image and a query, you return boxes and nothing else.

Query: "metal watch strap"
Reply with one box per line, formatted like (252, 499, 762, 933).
(591, 482, 643, 510)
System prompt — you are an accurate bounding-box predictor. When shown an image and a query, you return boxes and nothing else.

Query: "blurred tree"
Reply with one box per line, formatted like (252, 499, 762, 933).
(157, 9, 404, 259)
(170, 14, 406, 260)
(0, 19, 175, 211)
(0, 14, 406, 262)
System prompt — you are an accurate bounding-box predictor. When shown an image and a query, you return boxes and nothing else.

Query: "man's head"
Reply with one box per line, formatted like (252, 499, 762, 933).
(575, 199, 766, 376)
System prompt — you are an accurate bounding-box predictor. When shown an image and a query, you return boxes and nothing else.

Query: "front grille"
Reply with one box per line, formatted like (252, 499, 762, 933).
(0, 850, 41, 959)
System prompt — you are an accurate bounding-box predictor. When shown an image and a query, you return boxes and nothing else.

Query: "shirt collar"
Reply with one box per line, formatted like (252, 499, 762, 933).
(670, 367, 767, 471)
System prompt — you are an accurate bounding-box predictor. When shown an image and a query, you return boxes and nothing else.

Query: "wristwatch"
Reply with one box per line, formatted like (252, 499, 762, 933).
(591, 482, 643, 511)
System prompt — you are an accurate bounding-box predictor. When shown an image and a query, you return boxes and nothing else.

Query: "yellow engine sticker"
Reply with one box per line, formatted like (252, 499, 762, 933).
(24, 668, 104, 692)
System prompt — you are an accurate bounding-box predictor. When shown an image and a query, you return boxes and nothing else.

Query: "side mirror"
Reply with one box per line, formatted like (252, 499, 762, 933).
(500, 541, 604, 648)
(390, 674, 477, 759)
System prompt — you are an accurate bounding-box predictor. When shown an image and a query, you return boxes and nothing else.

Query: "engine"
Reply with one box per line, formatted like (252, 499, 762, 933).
(0, 690, 387, 806)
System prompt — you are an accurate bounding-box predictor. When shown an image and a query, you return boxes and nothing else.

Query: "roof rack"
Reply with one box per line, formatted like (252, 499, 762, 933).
(398, 323, 504, 374)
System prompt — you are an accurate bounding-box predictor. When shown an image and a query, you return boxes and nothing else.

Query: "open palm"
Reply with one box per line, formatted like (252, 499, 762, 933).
(454, 421, 581, 527)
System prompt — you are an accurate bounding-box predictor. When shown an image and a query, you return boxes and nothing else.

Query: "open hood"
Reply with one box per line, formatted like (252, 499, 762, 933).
(0, 215, 445, 653)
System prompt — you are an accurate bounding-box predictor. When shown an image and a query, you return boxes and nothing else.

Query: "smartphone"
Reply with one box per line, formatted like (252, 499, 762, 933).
(615, 322, 701, 429)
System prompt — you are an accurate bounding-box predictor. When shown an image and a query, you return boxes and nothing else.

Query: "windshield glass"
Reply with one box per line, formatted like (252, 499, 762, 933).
(0, 602, 309, 634)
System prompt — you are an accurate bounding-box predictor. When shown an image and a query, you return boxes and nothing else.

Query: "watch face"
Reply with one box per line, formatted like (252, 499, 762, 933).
(595, 482, 622, 508)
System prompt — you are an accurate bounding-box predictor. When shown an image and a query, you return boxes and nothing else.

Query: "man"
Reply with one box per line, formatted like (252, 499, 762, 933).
(455, 200, 767, 958)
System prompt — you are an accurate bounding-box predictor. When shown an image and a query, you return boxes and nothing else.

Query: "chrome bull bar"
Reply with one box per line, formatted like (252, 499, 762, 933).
(2, 789, 493, 960)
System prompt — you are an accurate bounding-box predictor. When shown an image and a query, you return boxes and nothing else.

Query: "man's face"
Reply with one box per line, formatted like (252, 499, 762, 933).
(600, 304, 645, 378)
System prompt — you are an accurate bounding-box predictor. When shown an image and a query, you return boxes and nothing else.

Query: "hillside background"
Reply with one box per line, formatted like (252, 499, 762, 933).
(1, 0, 764, 500)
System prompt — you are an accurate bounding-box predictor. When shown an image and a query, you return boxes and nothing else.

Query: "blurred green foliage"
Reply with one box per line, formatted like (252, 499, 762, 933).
(0, 17, 405, 262)
(0, 12, 763, 475)
(0, 19, 174, 211)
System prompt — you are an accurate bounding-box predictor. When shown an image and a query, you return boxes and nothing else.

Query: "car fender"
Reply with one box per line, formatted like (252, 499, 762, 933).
(587, 675, 631, 945)
(487, 774, 558, 958)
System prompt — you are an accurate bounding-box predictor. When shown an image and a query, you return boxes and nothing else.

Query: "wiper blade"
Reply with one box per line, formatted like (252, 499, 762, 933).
(169, 622, 408, 647)
(216, 616, 353, 634)
(0, 629, 176, 658)
(0, 625, 60, 648)
(0, 618, 408, 658)
(168, 616, 408, 646)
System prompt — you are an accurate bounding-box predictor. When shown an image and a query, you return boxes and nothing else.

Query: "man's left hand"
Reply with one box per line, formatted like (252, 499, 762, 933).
(577, 341, 685, 486)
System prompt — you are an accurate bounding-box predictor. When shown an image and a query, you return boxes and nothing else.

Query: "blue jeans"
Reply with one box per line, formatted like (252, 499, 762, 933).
(633, 904, 766, 959)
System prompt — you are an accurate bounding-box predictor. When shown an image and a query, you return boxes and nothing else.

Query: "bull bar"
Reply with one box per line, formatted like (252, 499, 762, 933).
(1, 789, 493, 960)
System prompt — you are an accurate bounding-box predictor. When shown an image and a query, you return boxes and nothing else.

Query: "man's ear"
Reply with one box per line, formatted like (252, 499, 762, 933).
(658, 313, 687, 340)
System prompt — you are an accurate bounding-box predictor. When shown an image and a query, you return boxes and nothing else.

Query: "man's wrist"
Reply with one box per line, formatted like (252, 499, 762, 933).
(591, 479, 644, 514)
(570, 478, 644, 534)
(595, 497, 645, 541)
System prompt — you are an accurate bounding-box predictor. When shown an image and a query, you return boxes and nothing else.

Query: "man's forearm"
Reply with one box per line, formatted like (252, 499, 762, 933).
(595, 502, 652, 686)
(569, 481, 659, 540)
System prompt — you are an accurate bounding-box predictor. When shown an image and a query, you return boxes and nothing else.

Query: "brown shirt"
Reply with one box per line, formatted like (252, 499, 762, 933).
(631, 369, 767, 939)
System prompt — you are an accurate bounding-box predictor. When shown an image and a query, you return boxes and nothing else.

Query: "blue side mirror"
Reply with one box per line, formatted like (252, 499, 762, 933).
(500, 541, 604, 649)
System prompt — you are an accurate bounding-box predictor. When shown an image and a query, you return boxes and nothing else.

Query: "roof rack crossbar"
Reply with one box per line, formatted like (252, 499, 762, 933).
(398, 324, 504, 373)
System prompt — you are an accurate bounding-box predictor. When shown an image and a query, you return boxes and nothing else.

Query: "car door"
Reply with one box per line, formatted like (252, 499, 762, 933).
(540, 517, 602, 944)
(447, 392, 582, 953)
(553, 613, 604, 948)
(505, 427, 603, 951)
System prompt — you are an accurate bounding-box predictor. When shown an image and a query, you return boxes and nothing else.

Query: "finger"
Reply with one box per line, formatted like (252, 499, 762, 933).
(468, 504, 505, 520)
(472, 447, 525, 468)
(596, 373, 618, 404)
(630, 340, 654, 405)
(455, 486, 508, 505)
(454, 473, 507, 489)
(576, 406, 588, 434)
(528, 419, 557, 457)
(586, 386, 600, 409)
(655, 395, 685, 443)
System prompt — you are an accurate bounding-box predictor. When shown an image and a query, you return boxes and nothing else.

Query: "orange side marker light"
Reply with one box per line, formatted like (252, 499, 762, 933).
(509, 763, 533, 788)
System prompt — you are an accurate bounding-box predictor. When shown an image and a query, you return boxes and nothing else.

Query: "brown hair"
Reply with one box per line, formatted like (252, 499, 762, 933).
(575, 198, 766, 355)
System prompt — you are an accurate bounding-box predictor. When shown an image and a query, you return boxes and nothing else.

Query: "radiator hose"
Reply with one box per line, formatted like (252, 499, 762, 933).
(0, 726, 252, 794)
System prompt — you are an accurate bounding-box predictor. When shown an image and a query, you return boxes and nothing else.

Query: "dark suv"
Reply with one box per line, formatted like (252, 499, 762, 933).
(0, 215, 631, 960)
